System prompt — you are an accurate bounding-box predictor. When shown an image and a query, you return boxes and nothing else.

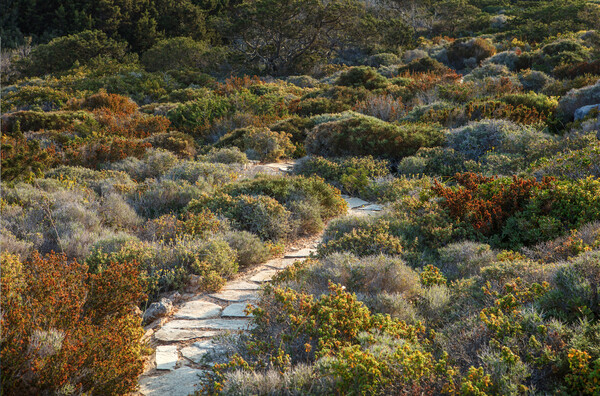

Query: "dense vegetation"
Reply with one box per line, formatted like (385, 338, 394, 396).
(2, 0, 600, 394)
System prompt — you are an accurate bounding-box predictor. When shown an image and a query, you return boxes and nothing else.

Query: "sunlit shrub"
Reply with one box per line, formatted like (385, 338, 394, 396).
(129, 179, 205, 218)
(216, 126, 294, 162)
(188, 193, 291, 241)
(335, 66, 389, 90)
(306, 113, 444, 159)
(1, 252, 146, 395)
(224, 230, 275, 269)
(199, 147, 249, 165)
(143, 132, 197, 158)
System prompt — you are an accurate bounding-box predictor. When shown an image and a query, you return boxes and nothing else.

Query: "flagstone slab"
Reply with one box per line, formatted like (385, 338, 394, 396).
(223, 281, 261, 290)
(222, 303, 254, 318)
(210, 289, 258, 302)
(154, 328, 221, 342)
(181, 340, 221, 364)
(163, 318, 250, 331)
(249, 269, 277, 283)
(139, 367, 203, 396)
(155, 345, 178, 371)
(343, 197, 370, 209)
(173, 301, 222, 320)
(266, 258, 298, 269)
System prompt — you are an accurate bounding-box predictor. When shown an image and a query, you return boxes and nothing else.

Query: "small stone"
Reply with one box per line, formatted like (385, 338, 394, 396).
(143, 298, 173, 324)
(222, 303, 254, 318)
(173, 301, 222, 320)
(155, 345, 178, 371)
(154, 328, 221, 342)
(139, 366, 203, 396)
(210, 289, 258, 302)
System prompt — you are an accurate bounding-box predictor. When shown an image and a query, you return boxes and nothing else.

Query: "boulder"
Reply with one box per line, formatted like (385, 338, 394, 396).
(574, 104, 600, 121)
(143, 298, 174, 324)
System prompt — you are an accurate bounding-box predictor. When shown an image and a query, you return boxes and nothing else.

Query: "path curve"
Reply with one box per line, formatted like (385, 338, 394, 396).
(136, 164, 382, 396)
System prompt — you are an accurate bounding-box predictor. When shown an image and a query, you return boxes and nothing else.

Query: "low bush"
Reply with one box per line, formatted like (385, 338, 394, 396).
(557, 79, 600, 121)
(224, 231, 277, 269)
(335, 66, 389, 90)
(293, 155, 389, 195)
(215, 127, 294, 162)
(319, 219, 403, 257)
(129, 179, 205, 218)
(188, 193, 291, 241)
(199, 147, 249, 165)
(17, 30, 128, 76)
(143, 132, 197, 158)
(1, 252, 146, 395)
(305, 113, 444, 160)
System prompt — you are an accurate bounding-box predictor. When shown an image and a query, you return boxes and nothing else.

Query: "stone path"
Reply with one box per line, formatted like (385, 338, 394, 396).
(137, 167, 382, 396)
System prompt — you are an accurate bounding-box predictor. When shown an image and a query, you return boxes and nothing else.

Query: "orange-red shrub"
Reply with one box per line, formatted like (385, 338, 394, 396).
(432, 173, 552, 236)
(1, 252, 146, 395)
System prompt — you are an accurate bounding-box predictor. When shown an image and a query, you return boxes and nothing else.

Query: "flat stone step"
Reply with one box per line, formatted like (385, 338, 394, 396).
(155, 345, 178, 371)
(249, 269, 278, 283)
(265, 258, 298, 270)
(163, 318, 251, 331)
(139, 366, 203, 396)
(154, 328, 221, 342)
(181, 340, 221, 364)
(223, 281, 261, 291)
(343, 197, 370, 209)
(222, 303, 254, 318)
(284, 248, 314, 258)
(173, 301, 222, 320)
(210, 289, 258, 302)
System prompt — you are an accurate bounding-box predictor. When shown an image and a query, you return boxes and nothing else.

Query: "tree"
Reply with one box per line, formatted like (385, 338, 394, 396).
(221, 0, 365, 75)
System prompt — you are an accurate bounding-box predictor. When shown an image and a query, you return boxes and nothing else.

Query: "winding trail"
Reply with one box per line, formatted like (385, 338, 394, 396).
(136, 163, 382, 396)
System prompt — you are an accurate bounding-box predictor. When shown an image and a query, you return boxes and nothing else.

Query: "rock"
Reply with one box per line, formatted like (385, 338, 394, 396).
(222, 303, 254, 318)
(266, 258, 297, 269)
(143, 298, 173, 324)
(169, 291, 182, 303)
(210, 289, 258, 302)
(155, 345, 178, 371)
(173, 301, 222, 320)
(181, 340, 220, 363)
(154, 328, 221, 342)
(139, 367, 203, 396)
(222, 281, 261, 290)
(249, 269, 277, 283)
(574, 104, 600, 121)
(343, 197, 370, 209)
(162, 318, 251, 331)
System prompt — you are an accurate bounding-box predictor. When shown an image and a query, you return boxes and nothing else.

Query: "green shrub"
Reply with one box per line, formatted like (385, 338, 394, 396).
(319, 219, 403, 257)
(199, 147, 249, 165)
(336, 66, 389, 90)
(17, 30, 128, 76)
(305, 113, 444, 160)
(141, 37, 210, 72)
(167, 95, 234, 136)
(221, 175, 347, 221)
(437, 241, 496, 279)
(215, 127, 294, 162)
(3, 110, 95, 134)
(447, 38, 497, 69)
(293, 155, 390, 194)
(224, 231, 274, 269)
(397, 56, 448, 73)
(3, 85, 71, 111)
(188, 193, 291, 241)
(163, 160, 237, 186)
(143, 132, 197, 158)
(129, 179, 205, 218)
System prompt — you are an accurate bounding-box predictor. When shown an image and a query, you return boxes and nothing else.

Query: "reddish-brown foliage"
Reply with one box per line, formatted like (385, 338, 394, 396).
(1, 252, 146, 395)
(432, 173, 553, 236)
